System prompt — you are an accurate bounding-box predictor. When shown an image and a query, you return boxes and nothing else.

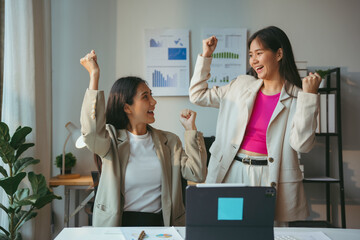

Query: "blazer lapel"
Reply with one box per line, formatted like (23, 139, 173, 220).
(245, 79, 264, 122)
(149, 126, 172, 226)
(116, 129, 130, 198)
(269, 85, 292, 126)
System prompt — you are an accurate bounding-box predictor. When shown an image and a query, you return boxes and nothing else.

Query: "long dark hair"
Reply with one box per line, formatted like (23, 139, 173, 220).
(105, 76, 147, 129)
(247, 26, 302, 94)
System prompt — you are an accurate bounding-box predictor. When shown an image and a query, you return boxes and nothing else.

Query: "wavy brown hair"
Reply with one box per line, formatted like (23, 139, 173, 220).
(248, 26, 302, 95)
(105, 76, 146, 129)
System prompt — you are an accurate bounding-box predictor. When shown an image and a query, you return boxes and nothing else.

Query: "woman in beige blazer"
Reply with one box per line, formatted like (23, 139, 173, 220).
(80, 50, 207, 227)
(189, 26, 322, 223)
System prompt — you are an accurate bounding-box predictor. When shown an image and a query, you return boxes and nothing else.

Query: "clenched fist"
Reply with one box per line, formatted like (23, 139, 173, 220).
(202, 36, 218, 58)
(302, 72, 322, 94)
(179, 109, 197, 131)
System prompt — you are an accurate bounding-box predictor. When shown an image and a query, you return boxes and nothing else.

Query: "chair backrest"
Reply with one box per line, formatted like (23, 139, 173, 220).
(92, 154, 102, 195)
(204, 136, 215, 166)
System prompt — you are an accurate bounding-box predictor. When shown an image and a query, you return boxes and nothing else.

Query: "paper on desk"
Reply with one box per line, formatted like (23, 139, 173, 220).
(275, 231, 331, 240)
(122, 227, 184, 240)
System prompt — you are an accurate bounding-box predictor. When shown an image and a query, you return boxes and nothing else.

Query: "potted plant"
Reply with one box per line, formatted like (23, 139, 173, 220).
(0, 122, 61, 240)
(55, 152, 77, 174)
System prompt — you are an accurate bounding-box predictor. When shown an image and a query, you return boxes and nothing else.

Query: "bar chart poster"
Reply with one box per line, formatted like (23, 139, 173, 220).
(202, 28, 247, 88)
(145, 29, 190, 96)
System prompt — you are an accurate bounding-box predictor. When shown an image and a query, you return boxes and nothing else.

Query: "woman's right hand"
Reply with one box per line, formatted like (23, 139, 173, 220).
(202, 36, 218, 58)
(80, 50, 100, 90)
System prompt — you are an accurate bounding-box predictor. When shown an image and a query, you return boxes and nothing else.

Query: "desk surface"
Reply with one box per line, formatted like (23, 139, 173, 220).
(49, 175, 93, 187)
(55, 227, 360, 240)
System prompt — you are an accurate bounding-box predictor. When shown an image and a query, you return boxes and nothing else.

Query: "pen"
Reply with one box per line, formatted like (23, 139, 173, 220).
(138, 230, 146, 240)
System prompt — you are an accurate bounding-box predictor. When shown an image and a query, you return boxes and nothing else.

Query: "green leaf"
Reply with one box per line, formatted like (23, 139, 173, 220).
(28, 172, 47, 197)
(14, 189, 30, 202)
(13, 157, 40, 175)
(13, 210, 37, 232)
(315, 69, 332, 78)
(0, 233, 9, 240)
(12, 197, 38, 208)
(9, 127, 32, 150)
(0, 203, 9, 215)
(0, 166, 8, 178)
(0, 173, 26, 196)
(0, 227, 9, 237)
(0, 122, 10, 142)
(15, 143, 34, 160)
(0, 141, 15, 164)
(34, 190, 62, 209)
(14, 230, 22, 240)
(13, 189, 38, 208)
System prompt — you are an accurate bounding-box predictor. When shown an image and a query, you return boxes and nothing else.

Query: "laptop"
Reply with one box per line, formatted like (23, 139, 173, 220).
(186, 184, 276, 240)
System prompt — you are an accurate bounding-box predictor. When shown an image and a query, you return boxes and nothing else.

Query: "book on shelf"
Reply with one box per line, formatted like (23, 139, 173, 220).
(318, 93, 336, 133)
(328, 94, 335, 133)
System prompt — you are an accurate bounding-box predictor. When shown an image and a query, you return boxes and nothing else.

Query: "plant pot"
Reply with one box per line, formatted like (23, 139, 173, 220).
(60, 168, 72, 175)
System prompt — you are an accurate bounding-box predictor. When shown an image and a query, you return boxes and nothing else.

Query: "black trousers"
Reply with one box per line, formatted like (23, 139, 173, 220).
(122, 211, 164, 226)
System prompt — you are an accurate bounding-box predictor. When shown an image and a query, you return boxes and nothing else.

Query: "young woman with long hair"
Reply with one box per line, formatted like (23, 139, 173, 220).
(189, 26, 322, 224)
(80, 50, 207, 227)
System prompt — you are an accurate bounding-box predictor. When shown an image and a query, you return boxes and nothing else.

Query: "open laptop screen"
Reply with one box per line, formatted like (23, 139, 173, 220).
(186, 184, 276, 240)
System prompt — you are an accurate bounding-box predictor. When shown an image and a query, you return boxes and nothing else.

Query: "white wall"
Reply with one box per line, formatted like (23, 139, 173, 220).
(51, 0, 117, 236)
(51, 0, 360, 237)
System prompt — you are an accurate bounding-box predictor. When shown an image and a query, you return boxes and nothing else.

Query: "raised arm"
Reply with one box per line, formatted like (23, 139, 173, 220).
(80, 50, 111, 158)
(290, 72, 322, 152)
(177, 109, 207, 182)
(189, 36, 231, 108)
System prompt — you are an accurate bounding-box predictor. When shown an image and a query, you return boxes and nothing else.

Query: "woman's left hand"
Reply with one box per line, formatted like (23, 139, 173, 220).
(302, 72, 322, 94)
(180, 109, 197, 131)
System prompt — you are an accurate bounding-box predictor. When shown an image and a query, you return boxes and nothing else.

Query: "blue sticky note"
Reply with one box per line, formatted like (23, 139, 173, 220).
(218, 197, 244, 220)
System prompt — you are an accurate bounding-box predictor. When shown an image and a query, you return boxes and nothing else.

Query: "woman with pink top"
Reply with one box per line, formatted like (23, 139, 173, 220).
(189, 26, 322, 224)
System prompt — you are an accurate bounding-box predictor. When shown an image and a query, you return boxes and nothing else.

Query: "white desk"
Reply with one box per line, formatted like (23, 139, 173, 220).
(55, 227, 360, 240)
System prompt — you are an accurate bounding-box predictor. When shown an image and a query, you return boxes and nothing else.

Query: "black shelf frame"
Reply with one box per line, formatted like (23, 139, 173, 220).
(294, 68, 346, 228)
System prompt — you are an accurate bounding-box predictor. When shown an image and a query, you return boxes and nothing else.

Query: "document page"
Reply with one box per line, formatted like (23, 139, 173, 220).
(122, 227, 184, 240)
(275, 231, 331, 240)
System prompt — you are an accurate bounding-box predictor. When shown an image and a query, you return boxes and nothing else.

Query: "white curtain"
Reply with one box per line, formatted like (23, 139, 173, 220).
(1, 0, 52, 239)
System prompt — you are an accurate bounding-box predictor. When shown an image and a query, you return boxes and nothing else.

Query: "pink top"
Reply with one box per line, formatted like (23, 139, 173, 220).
(240, 91, 280, 154)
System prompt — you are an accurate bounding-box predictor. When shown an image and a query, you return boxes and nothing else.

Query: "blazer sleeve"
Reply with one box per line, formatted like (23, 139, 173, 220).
(189, 55, 232, 108)
(176, 130, 207, 183)
(80, 88, 111, 157)
(290, 91, 320, 153)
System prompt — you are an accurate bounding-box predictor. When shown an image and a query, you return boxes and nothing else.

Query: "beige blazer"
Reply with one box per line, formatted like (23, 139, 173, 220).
(189, 55, 319, 221)
(80, 89, 207, 227)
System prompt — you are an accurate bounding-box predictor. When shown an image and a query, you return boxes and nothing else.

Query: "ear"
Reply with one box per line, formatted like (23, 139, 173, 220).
(276, 48, 283, 61)
(124, 103, 132, 114)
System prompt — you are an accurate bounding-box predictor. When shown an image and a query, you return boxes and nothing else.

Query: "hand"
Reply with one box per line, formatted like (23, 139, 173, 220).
(80, 50, 100, 90)
(80, 50, 100, 77)
(302, 72, 322, 94)
(179, 109, 197, 131)
(202, 36, 218, 58)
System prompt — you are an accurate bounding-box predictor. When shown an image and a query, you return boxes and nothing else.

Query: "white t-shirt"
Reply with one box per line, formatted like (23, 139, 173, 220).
(123, 131, 162, 213)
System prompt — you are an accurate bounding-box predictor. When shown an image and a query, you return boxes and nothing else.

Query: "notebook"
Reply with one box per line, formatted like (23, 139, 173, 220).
(186, 184, 276, 240)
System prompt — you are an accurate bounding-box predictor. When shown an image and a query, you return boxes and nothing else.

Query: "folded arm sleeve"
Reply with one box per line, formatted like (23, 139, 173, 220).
(177, 130, 207, 183)
(189, 55, 231, 108)
(80, 89, 111, 157)
(290, 92, 320, 153)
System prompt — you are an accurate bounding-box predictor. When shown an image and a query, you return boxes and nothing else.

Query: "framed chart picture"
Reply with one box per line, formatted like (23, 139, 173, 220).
(202, 28, 247, 89)
(145, 29, 190, 96)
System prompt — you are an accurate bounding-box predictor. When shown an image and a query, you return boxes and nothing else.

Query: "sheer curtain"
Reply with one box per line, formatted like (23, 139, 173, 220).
(0, 0, 4, 120)
(1, 0, 52, 239)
